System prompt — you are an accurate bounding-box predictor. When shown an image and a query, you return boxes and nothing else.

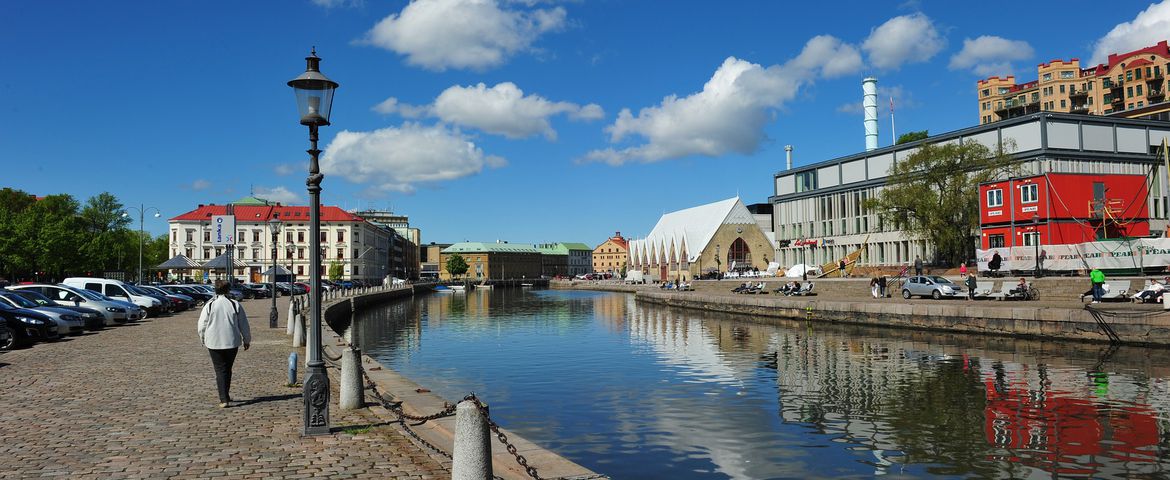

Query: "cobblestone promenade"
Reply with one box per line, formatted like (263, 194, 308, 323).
(0, 295, 449, 479)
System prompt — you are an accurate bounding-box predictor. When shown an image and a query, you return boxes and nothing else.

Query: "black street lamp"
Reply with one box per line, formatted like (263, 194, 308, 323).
(122, 205, 160, 284)
(269, 216, 281, 328)
(1032, 213, 1043, 278)
(289, 48, 339, 436)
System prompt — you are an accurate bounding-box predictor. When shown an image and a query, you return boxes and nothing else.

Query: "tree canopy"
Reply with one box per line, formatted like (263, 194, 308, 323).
(865, 141, 1018, 266)
(328, 261, 343, 282)
(896, 130, 929, 145)
(445, 254, 469, 279)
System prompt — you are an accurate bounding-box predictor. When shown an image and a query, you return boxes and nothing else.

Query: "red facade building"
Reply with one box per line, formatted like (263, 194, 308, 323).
(978, 173, 1150, 250)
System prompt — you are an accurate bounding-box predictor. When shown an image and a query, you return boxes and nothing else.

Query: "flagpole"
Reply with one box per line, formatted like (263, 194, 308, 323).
(890, 97, 896, 145)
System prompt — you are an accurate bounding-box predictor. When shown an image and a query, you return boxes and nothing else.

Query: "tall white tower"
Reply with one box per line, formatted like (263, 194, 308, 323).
(863, 77, 878, 151)
(785, 145, 793, 170)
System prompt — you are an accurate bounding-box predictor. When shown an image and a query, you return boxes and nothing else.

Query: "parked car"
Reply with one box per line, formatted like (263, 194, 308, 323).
(62, 277, 164, 318)
(294, 282, 311, 294)
(5, 289, 105, 331)
(0, 291, 86, 336)
(138, 285, 193, 311)
(0, 301, 57, 350)
(242, 283, 272, 299)
(157, 285, 210, 306)
(8, 284, 134, 326)
(901, 275, 964, 300)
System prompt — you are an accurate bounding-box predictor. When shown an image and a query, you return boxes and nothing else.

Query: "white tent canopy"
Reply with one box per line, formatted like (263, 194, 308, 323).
(628, 197, 759, 265)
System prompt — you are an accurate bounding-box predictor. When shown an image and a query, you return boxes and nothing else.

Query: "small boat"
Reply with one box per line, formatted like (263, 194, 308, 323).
(476, 283, 493, 289)
(433, 285, 454, 293)
(520, 283, 533, 288)
(449, 285, 466, 291)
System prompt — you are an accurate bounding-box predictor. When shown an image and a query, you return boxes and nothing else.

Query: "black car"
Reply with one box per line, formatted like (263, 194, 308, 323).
(8, 289, 105, 331)
(241, 283, 272, 299)
(0, 301, 58, 350)
(158, 285, 211, 306)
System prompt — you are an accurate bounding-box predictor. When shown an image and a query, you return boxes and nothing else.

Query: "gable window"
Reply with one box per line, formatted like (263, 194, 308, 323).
(986, 189, 1003, 208)
(989, 234, 1005, 248)
(1021, 184, 1038, 204)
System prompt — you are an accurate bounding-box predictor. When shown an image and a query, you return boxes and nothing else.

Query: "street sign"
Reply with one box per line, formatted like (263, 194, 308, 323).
(212, 215, 236, 245)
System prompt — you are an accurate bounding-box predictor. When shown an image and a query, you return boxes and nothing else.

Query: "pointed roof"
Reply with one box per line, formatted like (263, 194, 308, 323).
(202, 252, 249, 269)
(157, 254, 200, 269)
(642, 197, 757, 262)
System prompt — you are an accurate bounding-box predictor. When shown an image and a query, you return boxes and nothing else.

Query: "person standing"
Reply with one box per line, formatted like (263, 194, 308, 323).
(960, 262, 968, 278)
(966, 273, 978, 301)
(1089, 268, 1106, 304)
(914, 256, 923, 276)
(198, 281, 251, 408)
(839, 259, 847, 278)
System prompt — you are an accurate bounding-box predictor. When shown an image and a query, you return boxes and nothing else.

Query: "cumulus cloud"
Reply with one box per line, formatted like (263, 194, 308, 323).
(189, 179, 211, 191)
(1090, 1, 1170, 65)
(836, 85, 917, 113)
(862, 13, 945, 70)
(321, 123, 507, 193)
(274, 164, 298, 176)
(581, 36, 861, 165)
(948, 35, 1035, 77)
(360, 0, 566, 71)
(253, 186, 302, 204)
(374, 82, 603, 140)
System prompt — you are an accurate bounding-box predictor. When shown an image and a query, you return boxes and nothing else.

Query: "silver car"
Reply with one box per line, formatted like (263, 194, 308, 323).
(0, 291, 86, 335)
(8, 284, 133, 326)
(901, 275, 964, 299)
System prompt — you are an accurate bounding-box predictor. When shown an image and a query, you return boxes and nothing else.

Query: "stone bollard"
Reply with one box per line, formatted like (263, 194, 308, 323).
(292, 312, 305, 347)
(339, 348, 364, 410)
(287, 299, 297, 335)
(288, 352, 299, 386)
(1164, 292, 1169, 310)
(452, 400, 493, 480)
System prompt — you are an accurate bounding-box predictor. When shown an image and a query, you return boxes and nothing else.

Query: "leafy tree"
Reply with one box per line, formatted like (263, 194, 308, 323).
(865, 141, 1018, 266)
(26, 194, 84, 280)
(446, 254, 469, 279)
(328, 261, 343, 282)
(80, 192, 131, 235)
(896, 130, 929, 145)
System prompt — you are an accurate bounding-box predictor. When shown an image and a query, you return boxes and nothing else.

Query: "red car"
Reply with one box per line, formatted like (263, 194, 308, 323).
(294, 282, 311, 293)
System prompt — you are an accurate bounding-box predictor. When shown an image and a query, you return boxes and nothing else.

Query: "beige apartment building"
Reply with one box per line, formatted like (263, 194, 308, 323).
(979, 40, 1170, 125)
(592, 232, 628, 274)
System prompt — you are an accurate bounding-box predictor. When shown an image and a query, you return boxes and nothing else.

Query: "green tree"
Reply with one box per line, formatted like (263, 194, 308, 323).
(328, 261, 343, 282)
(0, 188, 37, 279)
(896, 130, 929, 145)
(446, 254, 469, 279)
(865, 141, 1018, 266)
(26, 194, 84, 280)
(80, 192, 131, 235)
(77, 193, 133, 274)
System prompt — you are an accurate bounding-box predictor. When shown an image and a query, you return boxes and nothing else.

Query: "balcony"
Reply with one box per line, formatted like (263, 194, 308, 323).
(1104, 79, 1123, 91)
(1146, 72, 1165, 84)
(1068, 88, 1089, 100)
(1069, 103, 1090, 114)
(1149, 88, 1166, 101)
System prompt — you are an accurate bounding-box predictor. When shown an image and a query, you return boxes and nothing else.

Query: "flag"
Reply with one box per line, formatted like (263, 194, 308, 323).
(890, 97, 895, 114)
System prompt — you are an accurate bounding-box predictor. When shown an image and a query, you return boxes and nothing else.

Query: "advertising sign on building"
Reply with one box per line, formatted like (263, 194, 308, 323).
(211, 215, 236, 246)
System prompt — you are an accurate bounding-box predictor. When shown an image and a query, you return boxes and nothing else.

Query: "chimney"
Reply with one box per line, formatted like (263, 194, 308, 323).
(785, 145, 793, 170)
(863, 77, 878, 151)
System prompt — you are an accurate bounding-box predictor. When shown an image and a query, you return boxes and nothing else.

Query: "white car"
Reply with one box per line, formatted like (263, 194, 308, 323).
(63, 277, 163, 318)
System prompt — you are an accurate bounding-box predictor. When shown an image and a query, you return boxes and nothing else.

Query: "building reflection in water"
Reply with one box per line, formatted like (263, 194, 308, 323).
(357, 290, 1170, 479)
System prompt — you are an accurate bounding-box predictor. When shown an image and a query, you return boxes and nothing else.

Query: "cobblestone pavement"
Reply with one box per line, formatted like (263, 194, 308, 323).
(0, 295, 450, 479)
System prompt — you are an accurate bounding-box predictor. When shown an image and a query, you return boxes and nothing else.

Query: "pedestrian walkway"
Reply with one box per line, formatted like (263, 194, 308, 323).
(0, 295, 449, 479)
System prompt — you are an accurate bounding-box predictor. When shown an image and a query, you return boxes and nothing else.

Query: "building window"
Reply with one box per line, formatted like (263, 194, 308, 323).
(203, 248, 211, 258)
(298, 248, 305, 260)
(1137, 84, 1144, 96)
(337, 230, 345, 242)
(1060, 100, 1066, 109)
(185, 248, 193, 258)
(252, 248, 260, 259)
(1022, 232, 1039, 247)
(297, 232, 305, 242)
(186, 229, 194, 242)
(253, 230, 261, 242)
(982, 88, 990, 97)
(989, 234, 1005, 248)
(1061, 71, 1074, 79)
(986, 189, 1003, 207)
(353, 265, 359, 275)
(204, 231, 210, 242)
(1127, 71, 1134, 82)
(1021, 184, 1038, 204)
(298, 265, 304, 275)
(1059, 84, 1065, 93)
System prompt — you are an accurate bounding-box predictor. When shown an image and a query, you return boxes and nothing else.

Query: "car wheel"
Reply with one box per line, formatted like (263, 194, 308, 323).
(0, 325, 14, 351)
(902, 289, 911, 299)
(140, 309, 149, 320)
(932, 290, 942, 300)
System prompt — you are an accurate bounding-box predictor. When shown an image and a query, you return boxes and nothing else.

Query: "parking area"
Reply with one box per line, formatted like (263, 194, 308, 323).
(0, 295, 449, 479)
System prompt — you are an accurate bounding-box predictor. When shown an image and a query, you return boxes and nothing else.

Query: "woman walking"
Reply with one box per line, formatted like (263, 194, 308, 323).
(197, 281, 251, 408)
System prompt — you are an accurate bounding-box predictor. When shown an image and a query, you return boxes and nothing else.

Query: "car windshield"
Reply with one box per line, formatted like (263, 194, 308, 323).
(127, 285, 152, 295)
(14, 291, 53, 305)
(0, 301, 13, 310)
(928, 276, 953, 284)
(0, 293, 40, 308)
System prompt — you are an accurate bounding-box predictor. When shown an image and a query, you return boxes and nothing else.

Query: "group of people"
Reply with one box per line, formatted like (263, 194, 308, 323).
(775, 281, 807, 295)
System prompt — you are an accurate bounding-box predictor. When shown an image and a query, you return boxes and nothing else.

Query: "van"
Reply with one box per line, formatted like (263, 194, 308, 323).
(62, 277, 163, 319)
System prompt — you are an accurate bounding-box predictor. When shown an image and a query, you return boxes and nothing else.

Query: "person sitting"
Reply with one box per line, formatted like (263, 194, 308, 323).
(731, 282, 749, 293)
(1133, 278, 1166, 303)
(1010, 277, 1029, 297)
(988, 252, 1003, 276)
(786, 281, 802, 295)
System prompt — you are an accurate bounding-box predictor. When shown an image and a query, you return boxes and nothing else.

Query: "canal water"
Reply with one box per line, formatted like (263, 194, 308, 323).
(355, 288, 1170, 479)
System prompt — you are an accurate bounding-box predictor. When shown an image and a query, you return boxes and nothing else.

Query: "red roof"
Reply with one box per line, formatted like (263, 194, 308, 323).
(170, 204, 367, 223)
(1102, 40, 1170, 73)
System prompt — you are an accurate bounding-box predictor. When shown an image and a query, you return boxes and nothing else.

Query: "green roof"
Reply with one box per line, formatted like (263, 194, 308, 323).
(442, 242, 540, 254)
(232, 196, 275, 206)
(561, 242, 592, 251)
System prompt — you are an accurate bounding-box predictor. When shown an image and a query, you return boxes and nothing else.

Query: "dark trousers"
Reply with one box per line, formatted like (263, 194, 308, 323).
(208, 347, 239, 403)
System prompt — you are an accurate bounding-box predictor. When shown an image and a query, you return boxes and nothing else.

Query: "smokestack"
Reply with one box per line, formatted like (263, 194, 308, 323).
(863, 77, 878, 151)
(785, 145, 793, 170)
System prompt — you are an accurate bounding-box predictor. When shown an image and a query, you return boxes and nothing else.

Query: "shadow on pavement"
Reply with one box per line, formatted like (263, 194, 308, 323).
(235, 393, 300, 406)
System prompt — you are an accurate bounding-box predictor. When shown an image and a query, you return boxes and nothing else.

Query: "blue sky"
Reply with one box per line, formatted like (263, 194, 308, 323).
(7, 1, 1170, 247)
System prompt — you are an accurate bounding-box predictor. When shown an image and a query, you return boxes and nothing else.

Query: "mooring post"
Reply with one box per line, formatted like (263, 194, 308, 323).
(292, 312, 305, 347)
(287, 297, 297, 335)
(340, 297, 363, 410)
(452, 400, 493, 480)
(288, 352, 299, 386)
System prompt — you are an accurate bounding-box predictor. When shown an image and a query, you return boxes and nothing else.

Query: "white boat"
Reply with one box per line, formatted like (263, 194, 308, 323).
(520, 283, 533, 288)
(449, 285, 466, 291)
(477, 283, 493, 289)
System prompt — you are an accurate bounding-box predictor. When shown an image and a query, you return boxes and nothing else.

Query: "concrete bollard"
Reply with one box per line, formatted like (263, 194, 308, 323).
(287, 299, 297, 335)
(288, 352, 299, 385)
(339, 348, 364, 410)
(452, 400, 493, 480)
(1164, 292, 1169, 310)
(292, 312, 305, 347)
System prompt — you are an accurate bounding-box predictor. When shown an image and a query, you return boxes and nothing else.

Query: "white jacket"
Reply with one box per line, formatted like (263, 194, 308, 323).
(197, 295, 251, 350)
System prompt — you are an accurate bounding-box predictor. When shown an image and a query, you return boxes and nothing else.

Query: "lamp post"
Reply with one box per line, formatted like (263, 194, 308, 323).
(1032, 213, 1042, 278)
(289, 48, 339, 436)
(123, 205, 161, 284)
(269, 217, 281, 328)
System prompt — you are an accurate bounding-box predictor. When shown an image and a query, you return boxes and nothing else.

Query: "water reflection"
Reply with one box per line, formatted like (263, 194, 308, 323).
(356, 289, 1170, 479)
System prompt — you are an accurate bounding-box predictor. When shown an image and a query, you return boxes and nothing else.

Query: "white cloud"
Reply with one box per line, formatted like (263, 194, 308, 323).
(189, 179, 211, 190)
(1090, 1, 1170, 65)
(582, 36, 861, 165)
(274, 164, 298, 176)
(360, 0, 566, 71)
(374, 82, 603, 140)
(321, 123, 507, 193)
(253, 186, 302, 205)
(862, 13, 945, 70)
(948, 36, 1034, 77)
